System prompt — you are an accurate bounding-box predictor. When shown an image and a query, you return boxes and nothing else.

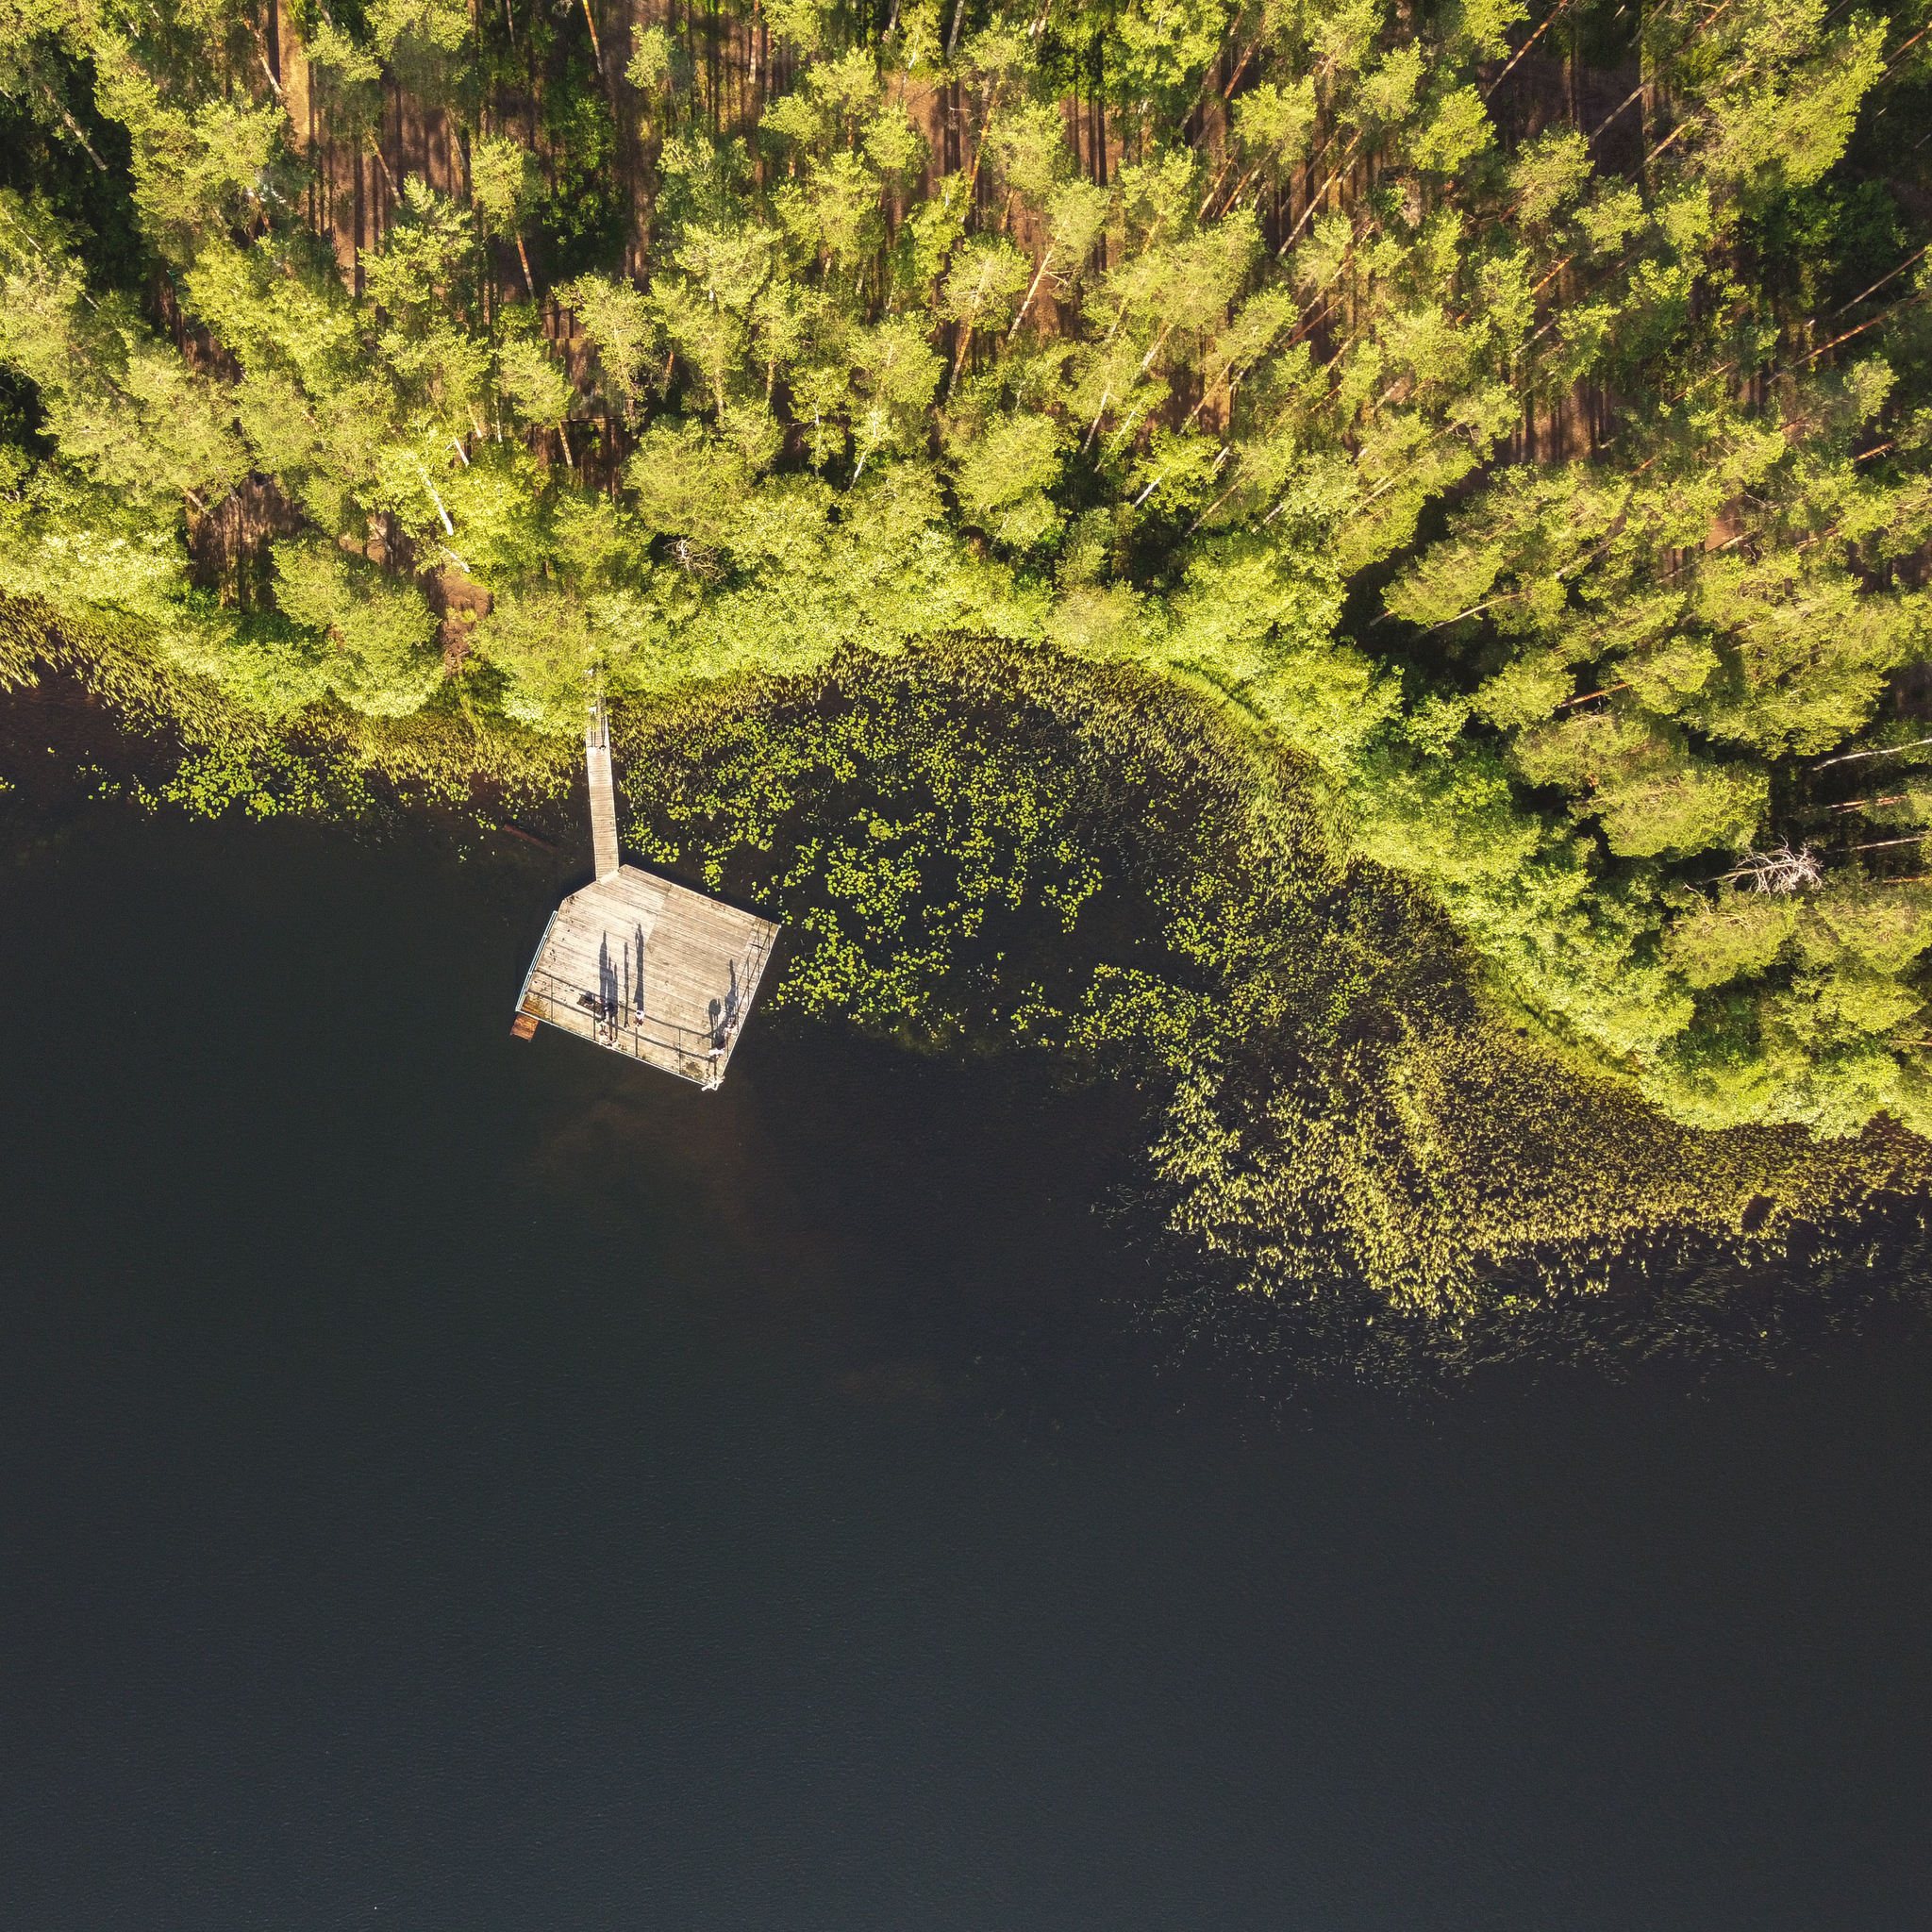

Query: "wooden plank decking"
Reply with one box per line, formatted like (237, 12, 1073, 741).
(515, 864, 778, 1087)
(586, 701, 620, 882)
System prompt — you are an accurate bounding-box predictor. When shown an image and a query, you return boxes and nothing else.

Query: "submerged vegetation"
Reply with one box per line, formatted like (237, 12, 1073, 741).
(7, 0, 1932, 1344)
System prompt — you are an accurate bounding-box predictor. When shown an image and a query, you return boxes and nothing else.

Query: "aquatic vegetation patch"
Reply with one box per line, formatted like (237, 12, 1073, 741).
(0, 593, 576, 821)
(616, 641, 1932, 1336)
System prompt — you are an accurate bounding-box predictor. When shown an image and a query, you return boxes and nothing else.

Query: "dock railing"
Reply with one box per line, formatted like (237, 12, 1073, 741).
(734, 923, 775, 1018)
(519, 952, 770, 1089)
(522, 965, 722, 1083)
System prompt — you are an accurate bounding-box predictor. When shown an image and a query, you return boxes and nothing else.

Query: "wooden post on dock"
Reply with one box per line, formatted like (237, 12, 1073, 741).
(586, 688, 619, 882)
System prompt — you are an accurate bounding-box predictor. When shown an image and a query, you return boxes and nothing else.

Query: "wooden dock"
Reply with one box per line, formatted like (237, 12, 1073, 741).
(512, 694, 779, 1087)
(515, 864, 777, 1086)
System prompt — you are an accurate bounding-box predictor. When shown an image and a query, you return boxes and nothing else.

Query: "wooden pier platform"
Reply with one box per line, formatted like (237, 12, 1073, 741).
(514, 864, 778, 1087)
(512, 691, 779, 1087)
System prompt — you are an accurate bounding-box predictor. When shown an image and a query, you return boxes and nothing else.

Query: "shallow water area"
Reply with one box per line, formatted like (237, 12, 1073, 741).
(3, 797, 1932, 1930)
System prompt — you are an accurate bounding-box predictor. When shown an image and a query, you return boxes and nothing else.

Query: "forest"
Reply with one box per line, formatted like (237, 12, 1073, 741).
(7, 0, 1932, 1335)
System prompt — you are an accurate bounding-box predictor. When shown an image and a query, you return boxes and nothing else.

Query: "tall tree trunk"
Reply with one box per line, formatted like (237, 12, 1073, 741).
(1091, 38, 1107, 191)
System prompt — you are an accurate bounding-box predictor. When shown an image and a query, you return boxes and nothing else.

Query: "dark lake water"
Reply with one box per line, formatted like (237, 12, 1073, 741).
(4, 800, 1932, 1929)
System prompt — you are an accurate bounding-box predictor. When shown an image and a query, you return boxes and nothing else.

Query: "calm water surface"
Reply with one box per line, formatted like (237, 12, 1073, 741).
(3, 804, 1931, 1930)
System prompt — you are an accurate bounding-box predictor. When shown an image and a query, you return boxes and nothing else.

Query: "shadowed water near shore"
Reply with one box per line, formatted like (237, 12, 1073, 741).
(4, 800, 1932, 1929)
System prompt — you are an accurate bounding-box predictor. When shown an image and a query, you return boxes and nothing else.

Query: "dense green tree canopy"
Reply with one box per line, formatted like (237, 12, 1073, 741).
(6, 0, 1932, 1141)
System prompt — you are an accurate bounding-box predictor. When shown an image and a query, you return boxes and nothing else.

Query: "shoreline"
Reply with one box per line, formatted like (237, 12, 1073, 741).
(7, 607, 1932, 1378)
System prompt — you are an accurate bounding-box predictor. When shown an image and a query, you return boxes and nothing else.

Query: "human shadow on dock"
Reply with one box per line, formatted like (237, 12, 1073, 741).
(599, 934, 620, 1014)
(708, 960, 746, 1051)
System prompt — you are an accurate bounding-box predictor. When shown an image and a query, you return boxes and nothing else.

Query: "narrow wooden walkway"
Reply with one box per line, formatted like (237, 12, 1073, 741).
(586, 698, 620, 882)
